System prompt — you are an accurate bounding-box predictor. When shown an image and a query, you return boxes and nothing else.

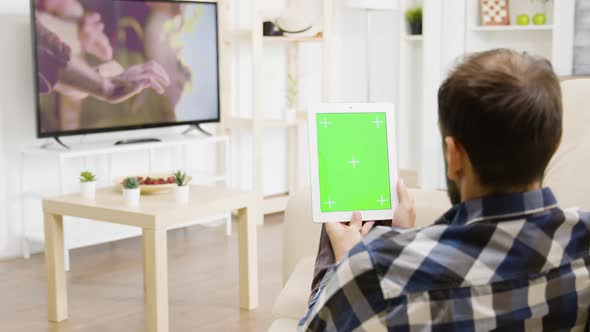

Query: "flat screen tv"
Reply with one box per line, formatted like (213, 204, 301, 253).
(31, 0, 220, 138)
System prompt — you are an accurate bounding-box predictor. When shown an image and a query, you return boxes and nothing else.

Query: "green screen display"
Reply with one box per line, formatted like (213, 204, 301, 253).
(316, 112, 392, 212)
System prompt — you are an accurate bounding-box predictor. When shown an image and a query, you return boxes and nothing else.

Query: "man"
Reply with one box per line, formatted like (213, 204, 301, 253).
(299, 49, 590, 331)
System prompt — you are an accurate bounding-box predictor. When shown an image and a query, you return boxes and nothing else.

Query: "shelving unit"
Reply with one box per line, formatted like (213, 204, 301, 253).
(404, 35, 423, 41)
(221, 0, 333, 215)
(471, 25, 553, 32)
(395, 0, 575, 191)
(397, 0, 424, 173)
(465, 0, 575, 75)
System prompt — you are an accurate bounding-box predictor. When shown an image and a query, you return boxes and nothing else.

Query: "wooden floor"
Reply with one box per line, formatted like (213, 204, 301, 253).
(0, 214, 285, 332)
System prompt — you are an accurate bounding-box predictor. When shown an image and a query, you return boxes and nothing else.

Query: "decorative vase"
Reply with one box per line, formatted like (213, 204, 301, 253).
(174, 186, 190, 204)
(409, 21, 422, 35)
(123, 188, 141, 206)
(80, 181, 96, 200)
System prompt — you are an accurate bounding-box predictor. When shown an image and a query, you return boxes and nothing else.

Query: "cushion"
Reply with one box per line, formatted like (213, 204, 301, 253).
(409, 189, 451, 228)
(268, 318, 299, 332)
(272, 256, 316, 320)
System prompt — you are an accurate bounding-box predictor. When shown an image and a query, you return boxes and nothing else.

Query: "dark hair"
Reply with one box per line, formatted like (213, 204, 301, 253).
(438, 49, 563, 190)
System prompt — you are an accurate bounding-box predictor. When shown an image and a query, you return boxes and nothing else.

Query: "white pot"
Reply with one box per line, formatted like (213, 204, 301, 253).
(174, 185, 190, 204)
(123, 188, 141, 206)
(80, 181, 96, 200)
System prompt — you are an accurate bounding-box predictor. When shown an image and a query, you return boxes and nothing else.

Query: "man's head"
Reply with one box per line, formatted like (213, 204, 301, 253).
(438, 49, 563, 204)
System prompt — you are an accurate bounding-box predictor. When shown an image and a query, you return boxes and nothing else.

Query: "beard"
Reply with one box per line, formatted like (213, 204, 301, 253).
(444, 157, 462, 205)
(446, 176, 461, 205)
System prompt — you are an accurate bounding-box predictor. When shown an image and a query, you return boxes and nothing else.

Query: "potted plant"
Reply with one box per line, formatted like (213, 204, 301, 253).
(122, 177, 141, 206)
(173, 171, 191, 204)
(406, 7, 423, 35)
(284, 74, 298, 122)
(79, 171, 97, 200)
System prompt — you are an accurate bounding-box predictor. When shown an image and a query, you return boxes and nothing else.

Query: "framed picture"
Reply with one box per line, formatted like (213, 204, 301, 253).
(481, 0, 510, 26)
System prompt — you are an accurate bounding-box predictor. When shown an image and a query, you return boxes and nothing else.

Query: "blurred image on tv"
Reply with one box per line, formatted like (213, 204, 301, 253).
(32, 0, 219, 137)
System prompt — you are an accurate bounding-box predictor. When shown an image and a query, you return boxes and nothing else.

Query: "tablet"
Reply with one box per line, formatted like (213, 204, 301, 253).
(307, 103, 399, 223)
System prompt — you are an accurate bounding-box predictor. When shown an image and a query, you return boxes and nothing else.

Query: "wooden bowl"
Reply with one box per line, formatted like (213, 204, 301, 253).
(115, 174, 191, 195)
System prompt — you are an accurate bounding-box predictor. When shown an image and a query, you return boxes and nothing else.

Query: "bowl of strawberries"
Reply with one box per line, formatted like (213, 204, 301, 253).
(115, 174, 191, 194)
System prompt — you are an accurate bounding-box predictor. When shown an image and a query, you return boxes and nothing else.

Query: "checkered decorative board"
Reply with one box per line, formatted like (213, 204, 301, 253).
(481, 0, 510, 26)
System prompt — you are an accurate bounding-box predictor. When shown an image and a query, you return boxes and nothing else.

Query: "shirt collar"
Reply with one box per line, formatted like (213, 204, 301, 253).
(435, 187, 559, 226)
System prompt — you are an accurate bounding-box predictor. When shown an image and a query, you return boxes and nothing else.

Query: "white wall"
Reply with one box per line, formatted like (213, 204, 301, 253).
(0, 1, 398, 259)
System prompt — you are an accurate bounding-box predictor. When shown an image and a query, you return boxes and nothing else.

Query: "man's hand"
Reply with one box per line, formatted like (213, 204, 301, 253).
(79, 13, 113, 61)
(102, 60, 171, 104)
(326, 212, 375, 262)
(393, 179, 416, 228)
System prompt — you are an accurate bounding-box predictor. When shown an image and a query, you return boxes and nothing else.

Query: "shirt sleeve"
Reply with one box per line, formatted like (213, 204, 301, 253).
(298, 240, 388, 331)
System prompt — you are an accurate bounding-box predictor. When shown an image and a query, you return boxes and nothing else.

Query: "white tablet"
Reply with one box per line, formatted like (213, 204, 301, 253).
(307, 103, 399, 223)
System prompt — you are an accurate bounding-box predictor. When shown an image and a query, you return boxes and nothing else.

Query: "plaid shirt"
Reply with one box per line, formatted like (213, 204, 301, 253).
(299, 188, 590, 331)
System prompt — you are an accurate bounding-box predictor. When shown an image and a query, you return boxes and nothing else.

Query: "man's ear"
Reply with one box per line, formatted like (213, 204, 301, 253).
(445, 137, 465, 182)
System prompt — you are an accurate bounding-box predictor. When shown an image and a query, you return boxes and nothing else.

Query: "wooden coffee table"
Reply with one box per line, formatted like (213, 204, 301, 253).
(42, 186, 259, 332)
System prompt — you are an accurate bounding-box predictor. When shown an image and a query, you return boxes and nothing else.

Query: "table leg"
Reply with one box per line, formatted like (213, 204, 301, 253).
(237, 207, 259, 310)
(142, 229, 148, 297)
(44, 213, 68, 322)
(143, 228, 169, 332)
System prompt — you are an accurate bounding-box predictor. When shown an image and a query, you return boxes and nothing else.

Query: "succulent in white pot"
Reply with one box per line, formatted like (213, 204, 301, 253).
(79, 171, 97, 200)
(122, 177, 141, 206)
(173, 171, 191, 204)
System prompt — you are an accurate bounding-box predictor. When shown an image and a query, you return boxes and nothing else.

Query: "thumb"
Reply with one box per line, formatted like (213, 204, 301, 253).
(397, 179, 411, 205)
(349, 211, 363, 230)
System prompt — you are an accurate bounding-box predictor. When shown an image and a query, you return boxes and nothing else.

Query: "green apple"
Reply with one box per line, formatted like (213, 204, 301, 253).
(533, 13, 547, 25)
(516, 14, 530, 25)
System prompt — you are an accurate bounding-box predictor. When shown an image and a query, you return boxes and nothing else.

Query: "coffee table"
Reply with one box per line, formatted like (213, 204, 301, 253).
(42, 185, 259, 332)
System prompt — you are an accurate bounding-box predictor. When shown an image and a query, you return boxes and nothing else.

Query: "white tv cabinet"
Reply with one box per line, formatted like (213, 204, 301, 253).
(20, 134, 231, 270)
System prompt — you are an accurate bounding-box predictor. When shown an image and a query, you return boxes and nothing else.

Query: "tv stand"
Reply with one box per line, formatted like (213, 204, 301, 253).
(46, 137, 71, 150)
(183, 124, 213, 137)
(114, 138, 162, 146)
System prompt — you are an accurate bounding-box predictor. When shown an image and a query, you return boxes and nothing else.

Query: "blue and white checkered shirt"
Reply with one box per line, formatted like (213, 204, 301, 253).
(299, 188, 590, 331)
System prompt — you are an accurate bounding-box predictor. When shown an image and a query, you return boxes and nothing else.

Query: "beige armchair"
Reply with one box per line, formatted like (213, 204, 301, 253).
(268, 176, 451, 331)
(268, 79, 590, 331)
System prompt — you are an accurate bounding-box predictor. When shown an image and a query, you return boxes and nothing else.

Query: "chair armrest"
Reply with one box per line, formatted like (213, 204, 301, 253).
(272, 256, 316, 320)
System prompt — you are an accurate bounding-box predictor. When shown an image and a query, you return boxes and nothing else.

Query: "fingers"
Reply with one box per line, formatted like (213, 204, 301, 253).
(141, 77, 166, 94)
(91, 35, 113, 61)
(360, 221, 375, 236)
(394, 179, 416, 229)
(349, 211, 363, 230)
(144, 61, 171, 86)
(96, 60, 124, 77)
(85, 12, 101, 24)
(325, 221, 346, 237)
(397, 179, 411, 205)
(81, 13, 113, 61)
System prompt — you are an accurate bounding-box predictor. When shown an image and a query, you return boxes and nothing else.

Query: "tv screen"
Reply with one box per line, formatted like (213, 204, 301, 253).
(31, 0, 220, 138)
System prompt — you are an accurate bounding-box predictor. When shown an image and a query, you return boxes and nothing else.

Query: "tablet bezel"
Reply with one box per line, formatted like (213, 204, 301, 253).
(307, 103, 399, 223)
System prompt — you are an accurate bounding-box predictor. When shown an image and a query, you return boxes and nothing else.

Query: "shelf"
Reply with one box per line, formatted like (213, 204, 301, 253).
(22, 135, 229, 159)
(227, 29, 323, 43)
(263, 193, 290, 215)
(263, 35, 323, 43)
(471, 25, 553, 32)
(405, 35, 423, 42)
(225, 117, 300, 130)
